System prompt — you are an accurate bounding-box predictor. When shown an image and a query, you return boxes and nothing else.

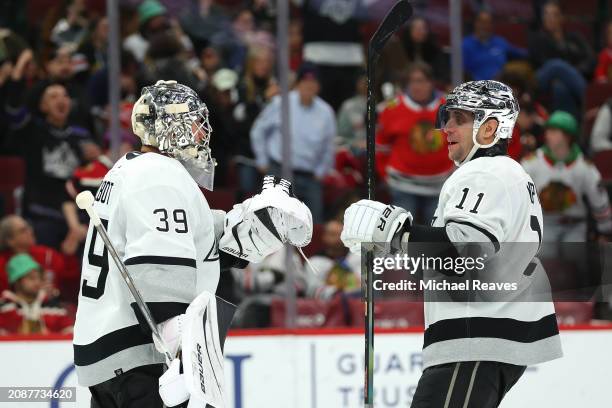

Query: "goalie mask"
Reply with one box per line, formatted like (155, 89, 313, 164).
(436, 80, 519, 165)
(131, 80, 216, 190)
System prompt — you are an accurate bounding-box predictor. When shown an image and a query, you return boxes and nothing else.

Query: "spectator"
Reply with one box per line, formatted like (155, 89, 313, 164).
(4, 80, 96, 250)
(590, 98, 612, 153)
(0, 215, 69, 296)
(522, 111, 612, 243)
(76, 17, 109, 73)
(203, 68, 240, 187)
(250, 62, 336, 222)
(41, 44, 93, 131)
(138, 29, 204, 92)
(500, 71, 549, 153)
(527, 2, 590, 118)
(210, 8, 273, 72)
(376, 62, 452, 223)
(123, 0, 170, 62)
(337, 71, 367, 155)
(462, 9, 527, 80)
(401, 16, 448, 84)
(528, 1, 595, 78)
(179, 0, 230, 50)
(0, 254, 73, 335)
(62, 142, 111, 255)
(307, 220, 360, 299)
(234, 46, 278, 199)
(300, 0, 365, 110)
(594, 20, 612, 83)
(49, 0, 90, 48)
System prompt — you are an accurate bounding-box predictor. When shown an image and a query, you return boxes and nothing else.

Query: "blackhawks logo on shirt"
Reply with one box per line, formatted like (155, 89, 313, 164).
(539, 181, 577, 212)
(409, 121, 444, 154)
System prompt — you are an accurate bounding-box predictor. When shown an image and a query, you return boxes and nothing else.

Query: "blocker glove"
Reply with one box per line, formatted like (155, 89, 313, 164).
(341, 199, 412, 254)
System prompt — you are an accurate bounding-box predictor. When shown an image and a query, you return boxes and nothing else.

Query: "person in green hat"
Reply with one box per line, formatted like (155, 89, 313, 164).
(522, 110, 612, 244)
(0, 254, 74, 335)
(123, 0, 170, 62)
(6, 253, 43, 302)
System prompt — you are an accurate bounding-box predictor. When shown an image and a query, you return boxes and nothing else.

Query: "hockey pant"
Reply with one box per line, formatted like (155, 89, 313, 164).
(410, 361, 526, 408)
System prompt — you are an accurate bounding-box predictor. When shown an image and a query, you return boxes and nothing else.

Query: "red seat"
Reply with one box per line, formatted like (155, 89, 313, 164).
(593, 150, 612, 184)
(302, 223, 325, 258)
(554, 301, 594, 325)
(0, 157, 25, 215)
(585, 83, 612, 112)
(202, 188, 237, 212)
(349, 299, 424, 328)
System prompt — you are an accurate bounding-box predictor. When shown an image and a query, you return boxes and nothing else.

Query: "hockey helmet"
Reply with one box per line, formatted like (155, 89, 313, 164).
(436, 80, 519, 165)
(131, 80, 216, 190)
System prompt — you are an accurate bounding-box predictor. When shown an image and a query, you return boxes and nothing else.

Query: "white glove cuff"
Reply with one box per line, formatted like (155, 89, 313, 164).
(159, 358, 189, 407)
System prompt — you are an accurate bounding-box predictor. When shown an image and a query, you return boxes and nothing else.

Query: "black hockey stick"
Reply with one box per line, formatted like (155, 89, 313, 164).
(364, 1, 412, 406)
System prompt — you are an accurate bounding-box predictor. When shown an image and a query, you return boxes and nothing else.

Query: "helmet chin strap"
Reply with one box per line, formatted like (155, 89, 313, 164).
(455, 126, 501, 166)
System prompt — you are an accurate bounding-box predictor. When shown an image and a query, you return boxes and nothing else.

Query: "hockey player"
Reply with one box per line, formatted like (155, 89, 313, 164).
(341, 80, 562, 407)
(73, 80, 312, 407)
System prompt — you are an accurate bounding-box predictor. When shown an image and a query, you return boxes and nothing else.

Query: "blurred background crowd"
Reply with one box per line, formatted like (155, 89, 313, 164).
(0, 0, 611, 334)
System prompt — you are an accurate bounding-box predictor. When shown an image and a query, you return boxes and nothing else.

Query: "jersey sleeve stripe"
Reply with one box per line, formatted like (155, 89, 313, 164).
(125, 255, 197, 268)
(445, 221, 501, 252)
(74, 324, 151, 366)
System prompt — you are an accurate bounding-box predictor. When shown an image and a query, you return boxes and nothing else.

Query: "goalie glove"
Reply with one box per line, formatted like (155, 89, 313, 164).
(219, 176, 313, 263)
(341, 199, 413, 254)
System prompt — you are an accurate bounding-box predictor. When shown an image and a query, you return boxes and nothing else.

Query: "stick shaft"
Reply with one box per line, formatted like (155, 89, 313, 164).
(364, 3, 413, 405)
(364, 45, 377, 407)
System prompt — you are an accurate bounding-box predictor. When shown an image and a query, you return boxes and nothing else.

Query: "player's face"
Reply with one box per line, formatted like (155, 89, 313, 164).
(444, 109, 475, 162)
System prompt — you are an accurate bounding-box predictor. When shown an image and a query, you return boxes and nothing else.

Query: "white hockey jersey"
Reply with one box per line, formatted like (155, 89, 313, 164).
(521, 147, 612, 232)
(423, 155, 562, 369)
(73, 152, 220, 386)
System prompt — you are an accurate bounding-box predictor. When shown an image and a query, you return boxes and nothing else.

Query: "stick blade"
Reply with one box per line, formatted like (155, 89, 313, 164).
(369, 0, 413, 54)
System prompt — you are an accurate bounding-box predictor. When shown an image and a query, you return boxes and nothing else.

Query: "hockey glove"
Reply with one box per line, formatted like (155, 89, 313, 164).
(219, 176, 313, 263)
(341, 199, 412, 254)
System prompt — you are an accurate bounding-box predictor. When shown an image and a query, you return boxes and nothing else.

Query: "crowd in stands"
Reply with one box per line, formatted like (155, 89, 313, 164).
(0, 0, 611, 333)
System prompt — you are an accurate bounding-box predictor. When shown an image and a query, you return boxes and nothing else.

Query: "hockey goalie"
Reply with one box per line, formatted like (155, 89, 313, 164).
(72, 80, 312, 407)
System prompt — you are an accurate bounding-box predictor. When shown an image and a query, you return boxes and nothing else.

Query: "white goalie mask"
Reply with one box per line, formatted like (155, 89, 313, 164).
(131, 80, 216, 190)
(436, 80, 519, 165)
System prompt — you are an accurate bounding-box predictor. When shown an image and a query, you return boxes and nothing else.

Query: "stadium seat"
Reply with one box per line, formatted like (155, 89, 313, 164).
(554, 301, 594, 325)
(0, 157, 25, 215)
(302, 223, 325, 258)
(593, 150, 612, 185)
(584, 83, 612, 112)
(349, 299, 424, 328)
(203, 188, 237, 212)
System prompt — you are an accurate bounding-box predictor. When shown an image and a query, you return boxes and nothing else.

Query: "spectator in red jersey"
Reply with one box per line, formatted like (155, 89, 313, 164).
(0, 254, 73, 335)
(376, 62, 453, 222)
(0, 215, 72, 296)
(594, 20, 612, 83)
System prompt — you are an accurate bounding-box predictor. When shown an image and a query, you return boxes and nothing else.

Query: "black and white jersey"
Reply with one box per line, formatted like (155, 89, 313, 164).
(73, 152, 220, 386)
(425, 155, 563, 369)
